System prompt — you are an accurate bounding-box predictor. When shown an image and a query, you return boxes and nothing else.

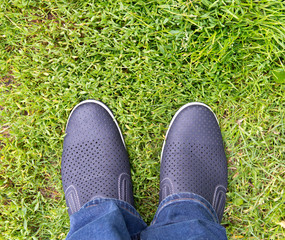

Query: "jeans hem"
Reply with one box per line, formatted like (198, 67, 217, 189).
(82, 197, 144, 220)
(80, 197, 145, 239)
(152, 192, 219, 224)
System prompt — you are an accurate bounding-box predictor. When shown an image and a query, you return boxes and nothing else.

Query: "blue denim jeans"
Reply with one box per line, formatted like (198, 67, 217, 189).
(66, 193, 227, 240)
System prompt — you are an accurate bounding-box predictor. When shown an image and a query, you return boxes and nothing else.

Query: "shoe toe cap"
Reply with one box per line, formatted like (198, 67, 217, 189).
(65, 101, 122, 145)
(166, 104, 223, 146)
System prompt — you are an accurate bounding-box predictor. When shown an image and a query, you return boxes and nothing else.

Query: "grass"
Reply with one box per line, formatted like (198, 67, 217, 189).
(0, 0, 284, 239)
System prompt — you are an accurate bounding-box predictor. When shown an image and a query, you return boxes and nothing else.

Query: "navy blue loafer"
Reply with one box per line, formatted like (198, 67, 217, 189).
(160, 102, 228, 222)
(61, 100, 134, 216)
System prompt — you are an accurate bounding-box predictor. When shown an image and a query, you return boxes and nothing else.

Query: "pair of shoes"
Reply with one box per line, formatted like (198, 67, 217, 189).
(61, 100, 227, 222)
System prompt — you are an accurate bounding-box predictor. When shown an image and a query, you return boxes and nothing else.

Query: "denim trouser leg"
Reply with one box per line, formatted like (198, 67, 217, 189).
(141, 193, 227, 240)
(66, 198, 147, 240)
(66, 193, 227, 240)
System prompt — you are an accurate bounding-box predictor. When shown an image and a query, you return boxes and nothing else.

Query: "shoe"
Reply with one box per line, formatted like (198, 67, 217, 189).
(61, 100, 134, 216)
(159, 102, 228, 222)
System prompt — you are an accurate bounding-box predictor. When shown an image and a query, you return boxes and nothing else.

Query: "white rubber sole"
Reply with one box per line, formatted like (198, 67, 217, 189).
(66, 99, 126, 148)
(160, 102, 219, 160)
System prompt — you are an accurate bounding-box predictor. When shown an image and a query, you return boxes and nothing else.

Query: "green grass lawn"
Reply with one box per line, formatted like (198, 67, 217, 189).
(1, 0, 284, 239)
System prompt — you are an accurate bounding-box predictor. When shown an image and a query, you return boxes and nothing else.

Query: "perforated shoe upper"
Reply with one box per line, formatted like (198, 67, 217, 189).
(160, 103, 228, 222)
(61, 100, 133, 216)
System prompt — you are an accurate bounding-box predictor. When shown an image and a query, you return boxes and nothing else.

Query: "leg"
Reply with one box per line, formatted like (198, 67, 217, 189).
(141, 103, 228, 240)
(61, 100, 147, 240)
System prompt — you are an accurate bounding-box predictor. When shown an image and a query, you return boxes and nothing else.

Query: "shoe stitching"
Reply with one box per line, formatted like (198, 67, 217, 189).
(65, 185, 80, 214)
(212, 184, 227, 206)
(160, 177, 174, 197)
(66, 191, 75, 213)
(118, 172, 131, 202)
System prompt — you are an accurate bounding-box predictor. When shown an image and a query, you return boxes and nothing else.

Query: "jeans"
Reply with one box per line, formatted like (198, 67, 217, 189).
(66, 192, 227, 240)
